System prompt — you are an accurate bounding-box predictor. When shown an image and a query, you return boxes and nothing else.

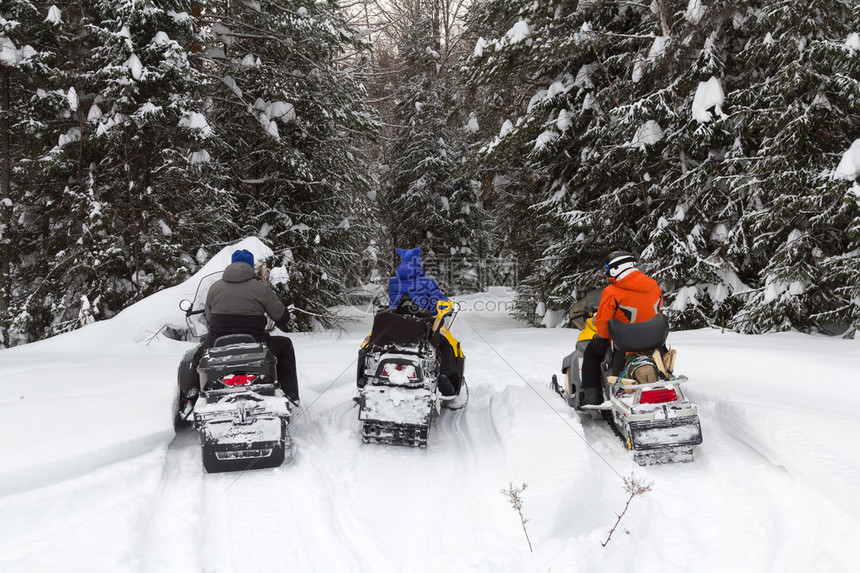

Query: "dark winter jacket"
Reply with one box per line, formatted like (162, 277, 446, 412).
(593, 269, 662, 340)
(205, 262, 290, 342)
(387, 248, 447, 313)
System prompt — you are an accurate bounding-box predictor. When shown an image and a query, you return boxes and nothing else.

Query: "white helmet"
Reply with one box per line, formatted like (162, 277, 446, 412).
(604, 251, 636, 279)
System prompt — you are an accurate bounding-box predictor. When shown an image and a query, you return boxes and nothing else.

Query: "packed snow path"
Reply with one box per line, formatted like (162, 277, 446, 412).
(2, 289, 860, 572)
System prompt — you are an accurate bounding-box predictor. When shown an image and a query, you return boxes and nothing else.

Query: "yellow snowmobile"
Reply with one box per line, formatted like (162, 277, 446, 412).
(356, 300, 467, 447)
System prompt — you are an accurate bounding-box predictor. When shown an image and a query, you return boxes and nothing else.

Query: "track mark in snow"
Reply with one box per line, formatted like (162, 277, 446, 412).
(140, 428, 205, 573)
(714, 399, 860, 520)
(434, 388, 513, 564)
(456, 313, 638, 547)
(345, 442, 461, 568)
(627, 402, 860, 573)
(198, 463, 329, 572)
(188, 392, 374, 573)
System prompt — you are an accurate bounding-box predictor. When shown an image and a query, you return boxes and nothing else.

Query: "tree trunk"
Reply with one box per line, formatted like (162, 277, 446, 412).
(1, 68, 12, 327)
(1, 68, 10, 198)
(656, 0, 672, 37)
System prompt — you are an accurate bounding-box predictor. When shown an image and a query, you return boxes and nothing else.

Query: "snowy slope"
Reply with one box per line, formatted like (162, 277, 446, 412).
(2, 262, 860, 572)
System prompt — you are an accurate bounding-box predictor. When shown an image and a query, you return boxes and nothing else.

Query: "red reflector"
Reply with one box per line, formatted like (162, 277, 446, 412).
(222, 374, 256, 386)
(640, 388, 677, 404)
(382, 363, 417, 380)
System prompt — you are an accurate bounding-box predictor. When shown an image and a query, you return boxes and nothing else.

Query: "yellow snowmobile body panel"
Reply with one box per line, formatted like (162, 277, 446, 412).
(577, 317, 598, 343)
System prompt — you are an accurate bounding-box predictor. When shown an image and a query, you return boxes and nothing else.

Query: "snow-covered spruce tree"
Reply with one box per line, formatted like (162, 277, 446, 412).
(725, 0, 860, 334)
(1, 0, 49, 344)
(618, 1, 754, 330)
(2, 1, 98, 343)
(632, 0, 859, 333)
(460, 0, 564, 324)
(5, 1, 234, 343)
(534, 3, 665, 319)
(463, 0, 859, 334)
(380, 3, 486, 294)
(462, 0, 665, 324)
(202, 0, 378, 329)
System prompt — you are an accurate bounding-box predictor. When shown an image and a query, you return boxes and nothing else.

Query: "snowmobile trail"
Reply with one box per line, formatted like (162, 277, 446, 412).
(457, 306, 860, 569)
(129, 310, 860, 573)
(5, 285, 860, 572)
(225, 308, 552, 572)
(140, 377, 376, 572)
(441, 310, 630, 552)
(140, 428, 205, 573)
(315, 385, 505, 570)
(197, 463, 354, 572)
(525, 391, 860, 573)
(323, 404, 510, 572)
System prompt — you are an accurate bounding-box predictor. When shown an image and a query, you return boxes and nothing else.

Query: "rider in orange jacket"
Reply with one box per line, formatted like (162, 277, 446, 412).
(580, 251, 663, 406)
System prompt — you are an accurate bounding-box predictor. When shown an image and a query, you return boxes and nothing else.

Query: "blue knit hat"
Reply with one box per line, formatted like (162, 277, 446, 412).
(231, 249, 254, 268)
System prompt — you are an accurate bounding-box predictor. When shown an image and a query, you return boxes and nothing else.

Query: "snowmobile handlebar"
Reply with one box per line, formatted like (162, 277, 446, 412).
(569, 307, 596, 320)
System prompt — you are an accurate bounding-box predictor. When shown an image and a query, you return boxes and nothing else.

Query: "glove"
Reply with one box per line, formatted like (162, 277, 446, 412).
(275, 305, 293, 329)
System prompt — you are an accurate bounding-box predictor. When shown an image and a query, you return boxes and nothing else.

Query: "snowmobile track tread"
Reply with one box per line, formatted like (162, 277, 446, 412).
(362, 422, 429, 448)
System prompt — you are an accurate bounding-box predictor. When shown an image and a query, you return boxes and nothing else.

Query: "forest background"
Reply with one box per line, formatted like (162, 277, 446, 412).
(1, 0, 858, 346)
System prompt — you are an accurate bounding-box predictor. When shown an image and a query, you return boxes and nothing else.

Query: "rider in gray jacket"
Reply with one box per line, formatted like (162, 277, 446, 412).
(192, 249, 300, 403)
(206, 256, 290, 341)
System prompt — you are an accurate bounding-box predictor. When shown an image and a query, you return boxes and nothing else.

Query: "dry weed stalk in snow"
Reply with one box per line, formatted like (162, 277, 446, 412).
(501, 482, 533, 552)
(602, 473, 654, 547)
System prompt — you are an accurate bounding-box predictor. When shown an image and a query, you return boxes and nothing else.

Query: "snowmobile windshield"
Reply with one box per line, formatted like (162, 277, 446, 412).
(185, 272, 223, 338)
(569, 289, 601, 330)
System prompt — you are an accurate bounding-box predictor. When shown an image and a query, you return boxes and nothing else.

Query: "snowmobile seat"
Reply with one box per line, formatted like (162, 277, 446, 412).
(394, 294, 437, 320)
(368, 310, 430, 348)
(212, 334, 257, 347)
(608, 314, 669, 353)
(203, 335, 272, 370)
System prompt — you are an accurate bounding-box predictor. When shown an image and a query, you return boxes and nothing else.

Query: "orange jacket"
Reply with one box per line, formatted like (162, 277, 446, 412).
(593, 270, 663, 339)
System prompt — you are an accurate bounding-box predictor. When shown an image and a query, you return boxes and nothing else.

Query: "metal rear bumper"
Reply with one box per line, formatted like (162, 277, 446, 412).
(629, 415, 703, 450)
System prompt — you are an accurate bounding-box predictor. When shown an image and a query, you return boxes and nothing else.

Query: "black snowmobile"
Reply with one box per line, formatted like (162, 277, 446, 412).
(176, 272, 293, 473)
(356, 299, 467, 447)
(552, 297, 702, 465)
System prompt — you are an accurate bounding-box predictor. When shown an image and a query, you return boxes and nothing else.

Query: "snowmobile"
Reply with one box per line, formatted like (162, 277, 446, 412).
(551, 299, 702, 465)
(356, 299, 467, 447)
(176, 272, 293, 473)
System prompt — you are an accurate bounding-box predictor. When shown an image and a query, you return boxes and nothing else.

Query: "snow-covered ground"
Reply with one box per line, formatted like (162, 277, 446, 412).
(2, 249, 859, 572)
